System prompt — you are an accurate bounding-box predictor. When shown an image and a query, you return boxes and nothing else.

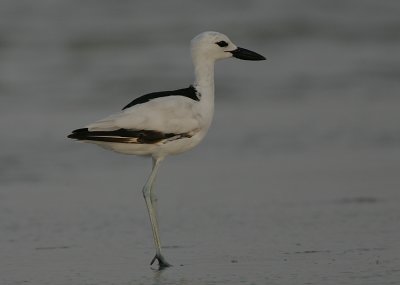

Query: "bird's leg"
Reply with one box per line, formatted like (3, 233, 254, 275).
(142, 157, 171, 268)
(150, 173, 159, 224)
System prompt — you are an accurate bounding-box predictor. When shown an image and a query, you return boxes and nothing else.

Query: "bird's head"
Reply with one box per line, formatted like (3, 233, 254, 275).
(191, 31, 266, 62)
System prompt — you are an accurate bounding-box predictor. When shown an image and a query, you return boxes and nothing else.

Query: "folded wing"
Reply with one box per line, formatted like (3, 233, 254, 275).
(68, 89, 202, 144)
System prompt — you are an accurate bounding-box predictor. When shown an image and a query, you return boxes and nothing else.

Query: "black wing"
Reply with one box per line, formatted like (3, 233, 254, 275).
(67, 128, 192, 144)
(122, 85, 200, 110)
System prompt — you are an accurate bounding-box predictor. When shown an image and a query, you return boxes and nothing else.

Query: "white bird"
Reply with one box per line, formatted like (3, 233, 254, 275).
(68, 31, 265, 268)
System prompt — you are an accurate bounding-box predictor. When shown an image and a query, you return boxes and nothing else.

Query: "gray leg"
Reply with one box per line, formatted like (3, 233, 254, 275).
(142, 157, 171, 268)
(150, 171, 159, 226)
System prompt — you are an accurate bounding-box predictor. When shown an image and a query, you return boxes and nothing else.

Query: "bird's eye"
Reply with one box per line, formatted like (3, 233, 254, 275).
(216, 41, 228, 47)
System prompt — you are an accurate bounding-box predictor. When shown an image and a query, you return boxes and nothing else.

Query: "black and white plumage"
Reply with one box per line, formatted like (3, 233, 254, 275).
(68, 31, 265, 268)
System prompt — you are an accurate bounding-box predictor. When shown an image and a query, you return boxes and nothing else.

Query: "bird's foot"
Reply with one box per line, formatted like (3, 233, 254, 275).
(150, 253, 172, 269)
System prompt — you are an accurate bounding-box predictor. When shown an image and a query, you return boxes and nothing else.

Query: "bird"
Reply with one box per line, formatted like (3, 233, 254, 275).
(68, 31, 265, 268)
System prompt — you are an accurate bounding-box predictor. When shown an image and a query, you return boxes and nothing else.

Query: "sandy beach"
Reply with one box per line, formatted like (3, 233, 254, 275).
(1, 0, 399, 284)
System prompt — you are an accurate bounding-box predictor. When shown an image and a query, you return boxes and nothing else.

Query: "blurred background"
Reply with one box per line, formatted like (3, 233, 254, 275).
(1, 0, 399, 284)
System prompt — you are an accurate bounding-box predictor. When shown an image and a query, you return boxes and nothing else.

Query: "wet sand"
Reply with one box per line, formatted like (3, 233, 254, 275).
(1, 0, 400, 284)
(2, 112, 400, 284)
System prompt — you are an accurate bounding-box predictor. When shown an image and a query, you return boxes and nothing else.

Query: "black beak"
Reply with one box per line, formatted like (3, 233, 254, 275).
(230, 47, 266, 61)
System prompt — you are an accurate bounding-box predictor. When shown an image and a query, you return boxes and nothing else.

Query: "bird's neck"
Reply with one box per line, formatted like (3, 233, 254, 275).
(192, 57, 215, 96)
(192, 56, 215, 131)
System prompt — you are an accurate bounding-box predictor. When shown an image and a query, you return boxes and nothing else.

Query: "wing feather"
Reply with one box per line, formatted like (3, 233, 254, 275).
(86, 95, 202, 134)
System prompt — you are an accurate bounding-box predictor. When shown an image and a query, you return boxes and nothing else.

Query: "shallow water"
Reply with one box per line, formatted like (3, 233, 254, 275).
(1, 0, 400, 284)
